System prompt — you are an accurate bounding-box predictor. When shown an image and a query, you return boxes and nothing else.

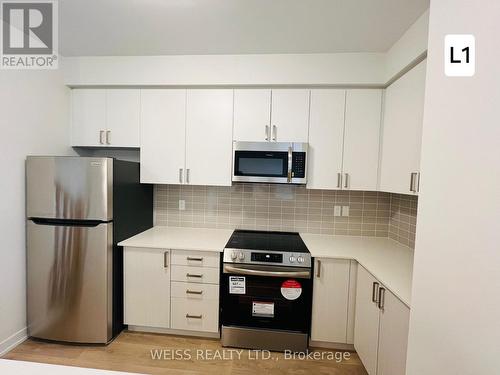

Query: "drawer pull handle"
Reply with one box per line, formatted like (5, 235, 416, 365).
(187, 257, 203, 262)
(186, 314, 203, 319)
(186, 290, 203, 295)
(186, 273, 203, 278)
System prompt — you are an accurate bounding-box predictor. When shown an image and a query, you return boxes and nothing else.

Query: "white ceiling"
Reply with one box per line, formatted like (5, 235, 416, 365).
(59, 0, 429, 56)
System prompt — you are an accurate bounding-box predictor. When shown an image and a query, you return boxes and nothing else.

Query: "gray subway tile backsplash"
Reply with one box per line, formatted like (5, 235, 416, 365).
(154, 184, 418, 248)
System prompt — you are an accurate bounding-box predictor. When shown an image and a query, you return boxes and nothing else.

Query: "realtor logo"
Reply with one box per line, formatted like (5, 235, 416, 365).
(1, 0, 58, 69)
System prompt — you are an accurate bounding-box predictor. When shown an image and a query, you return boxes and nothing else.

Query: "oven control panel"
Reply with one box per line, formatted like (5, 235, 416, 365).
(223, 248, 311, 268)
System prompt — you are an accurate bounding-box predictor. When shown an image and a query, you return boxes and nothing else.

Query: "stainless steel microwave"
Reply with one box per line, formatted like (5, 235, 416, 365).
(232, 142, 308, 184)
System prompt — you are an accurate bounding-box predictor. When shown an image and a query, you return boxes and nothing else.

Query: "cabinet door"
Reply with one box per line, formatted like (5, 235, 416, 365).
(123, 247, 170, 328)
(380, 60, 426, 194)
(343, 90, 382, 191)
(71, 89, 106, 147)
(377, 289, 410, 375)
(106, 89, 140, 147)
(311, 258, 350, 343)
(233, 89, 271, 142)
(354, 266, 381, 375)
(140, 89, 186, 184)
(185, 89, 234, 186)
(271, 89, 310, 142)
(307, 89, 345, 190)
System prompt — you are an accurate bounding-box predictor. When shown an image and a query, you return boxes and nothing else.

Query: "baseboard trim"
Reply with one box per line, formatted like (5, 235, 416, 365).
(309, 340, 355, 351)
(0, 327, 28, 357)
(127, 326, 220, 339)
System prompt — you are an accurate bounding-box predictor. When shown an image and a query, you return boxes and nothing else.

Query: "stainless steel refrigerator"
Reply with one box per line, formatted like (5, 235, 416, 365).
(26, 156, 153, 344)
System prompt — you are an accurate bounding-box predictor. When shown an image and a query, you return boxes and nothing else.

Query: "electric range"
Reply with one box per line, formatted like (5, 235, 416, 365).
(220, 230, 312, 352)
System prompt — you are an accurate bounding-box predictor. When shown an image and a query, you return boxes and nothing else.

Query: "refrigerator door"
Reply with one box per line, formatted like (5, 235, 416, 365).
(26, 156, 113, 221)
(27, 220, 113, 344)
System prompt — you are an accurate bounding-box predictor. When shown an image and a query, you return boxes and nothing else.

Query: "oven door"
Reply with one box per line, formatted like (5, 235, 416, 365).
(221, 264, 312, 333)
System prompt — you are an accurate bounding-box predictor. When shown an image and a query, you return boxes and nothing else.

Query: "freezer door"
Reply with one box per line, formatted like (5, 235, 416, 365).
(26, 156, 113, 221)
(27, 220, 113, 344)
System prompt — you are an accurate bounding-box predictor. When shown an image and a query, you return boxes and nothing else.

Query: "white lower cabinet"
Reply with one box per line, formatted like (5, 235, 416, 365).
(310, 259, 356, 344)
(354, 265, 410, 375)
(123, 247, 171, 328)
(124, 248, 220, 335)
(171, 282, 219, 333)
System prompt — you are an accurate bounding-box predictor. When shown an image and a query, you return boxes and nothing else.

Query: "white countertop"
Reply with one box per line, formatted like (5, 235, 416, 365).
(118, 226, 233, 252)
(301, 234, 413, 307)
(118, 227, 413, 307)
(0, 359, 136, 374)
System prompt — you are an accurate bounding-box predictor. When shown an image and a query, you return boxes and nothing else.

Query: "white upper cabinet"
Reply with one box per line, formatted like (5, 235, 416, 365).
(71, 89, 140, 147)
(307, 89, 382, 191)
(270, 89, 310, 142)
(380, 60, 427, 194)
(233, 89, 271, 142)
(307, 89, 346, 190)
(233, 89, 310, 142)
(343, 90, 382, 191)
(71, 89, 106, 147)
(140, 89, 233, 186)
(106, 90, 140, 147)
(140, 89, 186, 184)
(185, 89, 234, 186)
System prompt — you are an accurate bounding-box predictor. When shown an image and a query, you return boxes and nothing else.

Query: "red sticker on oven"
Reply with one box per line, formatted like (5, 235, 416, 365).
(281, 279, 302, 300)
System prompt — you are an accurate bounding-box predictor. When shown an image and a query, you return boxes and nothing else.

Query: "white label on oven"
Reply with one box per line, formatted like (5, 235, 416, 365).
(252, 301, 274, 317)
(229, 276, 246, 294)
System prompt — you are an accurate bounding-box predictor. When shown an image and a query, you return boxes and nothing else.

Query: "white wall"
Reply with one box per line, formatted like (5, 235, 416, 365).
(384, 10, 429, 82)
(406, 1, 500, 374)
(0, 69, 73, 355)
(62, 53, 386, 87)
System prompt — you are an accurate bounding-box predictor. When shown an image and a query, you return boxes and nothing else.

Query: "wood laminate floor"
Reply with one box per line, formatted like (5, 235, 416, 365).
(3, 331, 368, 374)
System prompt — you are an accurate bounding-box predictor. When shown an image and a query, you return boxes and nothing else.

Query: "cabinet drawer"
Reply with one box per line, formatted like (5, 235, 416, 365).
(171, 298, 219, 333)
(171, 250, 220, 268)
(171, 281, 219, 300)
(171, 265, 220, 284)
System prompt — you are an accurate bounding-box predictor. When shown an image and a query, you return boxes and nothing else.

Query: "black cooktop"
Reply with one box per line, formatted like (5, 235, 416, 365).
(226, 230, 309, 253)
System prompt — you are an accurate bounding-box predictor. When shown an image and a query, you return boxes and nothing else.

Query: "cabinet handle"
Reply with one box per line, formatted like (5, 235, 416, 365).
(410, 172, 418, 192)
(179, 168, 183, 184)
(265, 125, 270, 141)
(186, 168, 190, 184)
(186, 273, 203, 278)
(186, 290, 203, 295)
(378, 287, 386, 310)
(106, 130, 111, 145)
(372, 282, 380, 303)
(272, 125, 277, 141)
(186, 314, 203, 319)
(337, 173, 342, 189)
(163, 251, 168, 268)
(344, 173, 349, 189)
(316, 260, 321, 278)
(99, 130, 104, 145)
(187, 257, 203, 262)
(416, 172, 421, 193)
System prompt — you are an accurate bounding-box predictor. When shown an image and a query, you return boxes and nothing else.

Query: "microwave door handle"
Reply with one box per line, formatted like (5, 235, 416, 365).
(287, 146, 293, 183)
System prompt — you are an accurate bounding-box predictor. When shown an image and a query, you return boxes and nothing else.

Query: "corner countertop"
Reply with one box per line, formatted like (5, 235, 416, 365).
(301, 234, 413, 307)
(118, 227, 413, 307)
(118, 226, 234, 252)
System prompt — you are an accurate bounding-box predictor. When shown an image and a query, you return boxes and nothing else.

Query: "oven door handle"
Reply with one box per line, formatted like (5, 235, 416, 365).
(223, 264, 311, 279)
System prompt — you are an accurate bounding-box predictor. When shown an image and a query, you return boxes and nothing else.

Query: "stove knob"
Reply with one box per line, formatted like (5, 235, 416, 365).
(231, 251, 237, 260)
(289, 256, 296, 263)
(297, 256, 304, 263)
(238, 251, 245, 260)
